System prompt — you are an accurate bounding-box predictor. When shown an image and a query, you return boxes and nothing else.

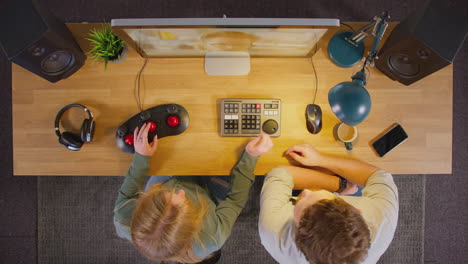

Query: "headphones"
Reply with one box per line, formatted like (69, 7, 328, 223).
(54, 104, 95, 151)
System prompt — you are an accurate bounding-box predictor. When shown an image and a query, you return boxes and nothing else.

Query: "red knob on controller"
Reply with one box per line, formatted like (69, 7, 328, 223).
(167, 115, 179, 127)
(147, 121, 157, 132)
(124, 134, 134, 145)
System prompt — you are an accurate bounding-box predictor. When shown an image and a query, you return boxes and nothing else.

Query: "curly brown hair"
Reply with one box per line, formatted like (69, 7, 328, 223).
(295, 198, 371, 264)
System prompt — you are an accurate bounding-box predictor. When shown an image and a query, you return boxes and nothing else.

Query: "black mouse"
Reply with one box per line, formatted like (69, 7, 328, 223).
(305, 104, 322, 134)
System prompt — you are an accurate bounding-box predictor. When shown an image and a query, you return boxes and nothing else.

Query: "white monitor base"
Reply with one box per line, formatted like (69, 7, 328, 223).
(204, 51, 250, 75)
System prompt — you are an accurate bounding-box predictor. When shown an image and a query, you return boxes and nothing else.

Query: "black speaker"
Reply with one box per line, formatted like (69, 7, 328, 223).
(0, 0, 86, 83)
(376, 0, 467, 86)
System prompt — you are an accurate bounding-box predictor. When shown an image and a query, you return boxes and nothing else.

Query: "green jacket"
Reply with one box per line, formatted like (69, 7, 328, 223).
(113, 151, 258, 258)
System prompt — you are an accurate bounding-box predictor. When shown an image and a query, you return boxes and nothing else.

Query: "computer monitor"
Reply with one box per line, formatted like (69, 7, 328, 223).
(111, 18, 339, 75)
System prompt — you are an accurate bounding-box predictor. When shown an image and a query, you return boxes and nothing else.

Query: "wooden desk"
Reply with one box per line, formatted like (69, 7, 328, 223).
(12, 23, 452, 176)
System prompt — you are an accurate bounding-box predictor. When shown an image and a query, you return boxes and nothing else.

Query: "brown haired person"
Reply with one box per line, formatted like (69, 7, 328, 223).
(259, 144, 398, 264)
(114, 122, 273, 263)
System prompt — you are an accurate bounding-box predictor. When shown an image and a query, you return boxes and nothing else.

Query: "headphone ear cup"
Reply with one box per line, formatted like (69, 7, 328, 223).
(81, 119, 95, 142)
(60, 132, 83, 151)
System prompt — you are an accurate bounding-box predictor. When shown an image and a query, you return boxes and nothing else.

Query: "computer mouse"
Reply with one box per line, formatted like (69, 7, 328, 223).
(305, 104, 322, 134)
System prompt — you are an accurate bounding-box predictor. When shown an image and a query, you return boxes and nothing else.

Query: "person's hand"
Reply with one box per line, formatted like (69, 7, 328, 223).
(339, 181, 359, 195)
(284, 144, 322, 167)
(133, 122, 158, 157)
(245, 133, 273, 157)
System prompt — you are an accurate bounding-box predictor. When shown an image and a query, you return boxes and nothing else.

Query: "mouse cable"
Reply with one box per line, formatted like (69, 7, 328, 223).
(311, 33, 318, 104)
(134, 58, 149, 112)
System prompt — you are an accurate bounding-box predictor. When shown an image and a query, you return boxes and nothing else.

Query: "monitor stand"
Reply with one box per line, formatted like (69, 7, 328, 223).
(204, 51, 250, 75)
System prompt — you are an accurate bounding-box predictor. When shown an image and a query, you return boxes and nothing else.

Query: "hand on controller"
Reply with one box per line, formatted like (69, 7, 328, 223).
(284, 144, 323, 167)
(133, 122, 158, 157)
(246, 133, 273, 157)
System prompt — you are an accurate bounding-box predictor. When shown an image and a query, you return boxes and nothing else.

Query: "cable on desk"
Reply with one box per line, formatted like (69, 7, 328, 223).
(311, 33, 318, 104)
(340, 22, 356, 32)
(134, 58, 149, 112)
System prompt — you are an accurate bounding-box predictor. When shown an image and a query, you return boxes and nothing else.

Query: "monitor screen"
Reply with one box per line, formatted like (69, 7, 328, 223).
(111, 18, 339, 58)
(111, 18, 339, 75)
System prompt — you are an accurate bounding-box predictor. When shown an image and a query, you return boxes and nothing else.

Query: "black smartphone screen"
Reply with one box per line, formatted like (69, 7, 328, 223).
(371, 124, 408, 157)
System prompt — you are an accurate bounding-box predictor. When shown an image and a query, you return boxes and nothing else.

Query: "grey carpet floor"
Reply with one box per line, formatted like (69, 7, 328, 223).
(38, 174, 424, 264)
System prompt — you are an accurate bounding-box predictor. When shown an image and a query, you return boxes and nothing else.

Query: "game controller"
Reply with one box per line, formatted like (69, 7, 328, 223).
(115, 104, 189, 153)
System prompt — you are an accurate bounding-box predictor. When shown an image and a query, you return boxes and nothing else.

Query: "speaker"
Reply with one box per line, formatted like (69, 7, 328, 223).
(0, 0, 86, 83)
(376, 0, 467, 86)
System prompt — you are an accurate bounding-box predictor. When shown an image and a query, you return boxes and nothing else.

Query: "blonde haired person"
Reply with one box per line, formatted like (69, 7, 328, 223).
(114, 122, 273, 263)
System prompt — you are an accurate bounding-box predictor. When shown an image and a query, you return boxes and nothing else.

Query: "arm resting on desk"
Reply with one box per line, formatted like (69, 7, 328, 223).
(276, 165, 340, 191)
(285, 144, 379, 187)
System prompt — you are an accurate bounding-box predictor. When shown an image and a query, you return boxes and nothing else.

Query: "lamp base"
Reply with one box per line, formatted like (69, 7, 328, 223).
(328, 31, 364, 68)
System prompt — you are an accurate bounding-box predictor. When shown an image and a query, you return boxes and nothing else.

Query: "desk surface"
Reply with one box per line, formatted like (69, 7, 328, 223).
(12, 23, 452, 176)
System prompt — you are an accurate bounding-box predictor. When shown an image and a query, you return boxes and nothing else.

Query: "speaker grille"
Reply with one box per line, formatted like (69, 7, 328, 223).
(388, 54, 420, 78)
(41, 51, 75, 75)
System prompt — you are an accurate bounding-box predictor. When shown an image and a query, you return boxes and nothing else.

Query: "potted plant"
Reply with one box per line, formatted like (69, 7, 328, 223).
(86, 25, 127, 69)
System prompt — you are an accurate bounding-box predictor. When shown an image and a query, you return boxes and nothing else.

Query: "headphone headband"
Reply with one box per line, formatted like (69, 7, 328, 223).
(54, 104, 94, 137)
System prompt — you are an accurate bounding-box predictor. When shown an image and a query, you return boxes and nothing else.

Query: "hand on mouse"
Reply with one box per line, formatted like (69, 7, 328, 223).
(246, 133, 273, 157)
(285, 144, 322, 167)
(133, 122, 158, 157)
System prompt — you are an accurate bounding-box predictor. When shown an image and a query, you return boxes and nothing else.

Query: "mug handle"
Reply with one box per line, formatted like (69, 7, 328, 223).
(344, 142, 353, 150)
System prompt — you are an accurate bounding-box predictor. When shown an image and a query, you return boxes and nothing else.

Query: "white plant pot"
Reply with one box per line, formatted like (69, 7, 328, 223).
(110, 44, 128, 64)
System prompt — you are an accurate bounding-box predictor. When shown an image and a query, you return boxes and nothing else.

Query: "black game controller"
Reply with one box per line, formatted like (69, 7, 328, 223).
(115, 104, 189, 153)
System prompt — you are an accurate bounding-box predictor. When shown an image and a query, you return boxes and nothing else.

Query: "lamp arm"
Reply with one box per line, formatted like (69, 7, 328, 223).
(348, 22, 376, 44)
(361, 11, 390, 71)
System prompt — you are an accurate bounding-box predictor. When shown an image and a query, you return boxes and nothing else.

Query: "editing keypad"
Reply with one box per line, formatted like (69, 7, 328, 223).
(220, 99, 281, 137)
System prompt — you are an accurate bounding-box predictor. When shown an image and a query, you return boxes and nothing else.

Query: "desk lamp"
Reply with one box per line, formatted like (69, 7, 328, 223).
(328, 11, 390, 126)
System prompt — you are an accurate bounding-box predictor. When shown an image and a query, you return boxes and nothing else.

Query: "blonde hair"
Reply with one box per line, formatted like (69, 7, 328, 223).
(130, 183, 209, 263)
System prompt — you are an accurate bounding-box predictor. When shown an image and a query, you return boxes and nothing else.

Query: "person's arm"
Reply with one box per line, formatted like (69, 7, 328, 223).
(277, 165, 340, 191)
(258, 167, 294, 234)
(285, 144, 378, 187)
(113, 123, 158, 239)
(214, 133, 273, 246)
(114, 153, 151, 218)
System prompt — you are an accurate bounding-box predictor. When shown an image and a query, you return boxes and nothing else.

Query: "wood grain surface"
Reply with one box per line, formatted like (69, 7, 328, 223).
(12, 23, 452, 175)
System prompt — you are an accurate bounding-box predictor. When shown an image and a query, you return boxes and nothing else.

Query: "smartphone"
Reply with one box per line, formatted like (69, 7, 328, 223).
(371, 123, 408, 157)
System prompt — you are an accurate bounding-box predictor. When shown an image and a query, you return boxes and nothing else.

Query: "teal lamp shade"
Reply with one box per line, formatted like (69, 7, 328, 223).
(328, 72, 371, 126)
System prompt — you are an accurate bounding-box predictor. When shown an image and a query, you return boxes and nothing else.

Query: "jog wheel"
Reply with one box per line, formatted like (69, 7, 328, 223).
(262, 119, 278, 135)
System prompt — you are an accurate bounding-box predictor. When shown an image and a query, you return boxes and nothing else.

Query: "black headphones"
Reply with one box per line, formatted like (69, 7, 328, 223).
(54, 104, 95, 151)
